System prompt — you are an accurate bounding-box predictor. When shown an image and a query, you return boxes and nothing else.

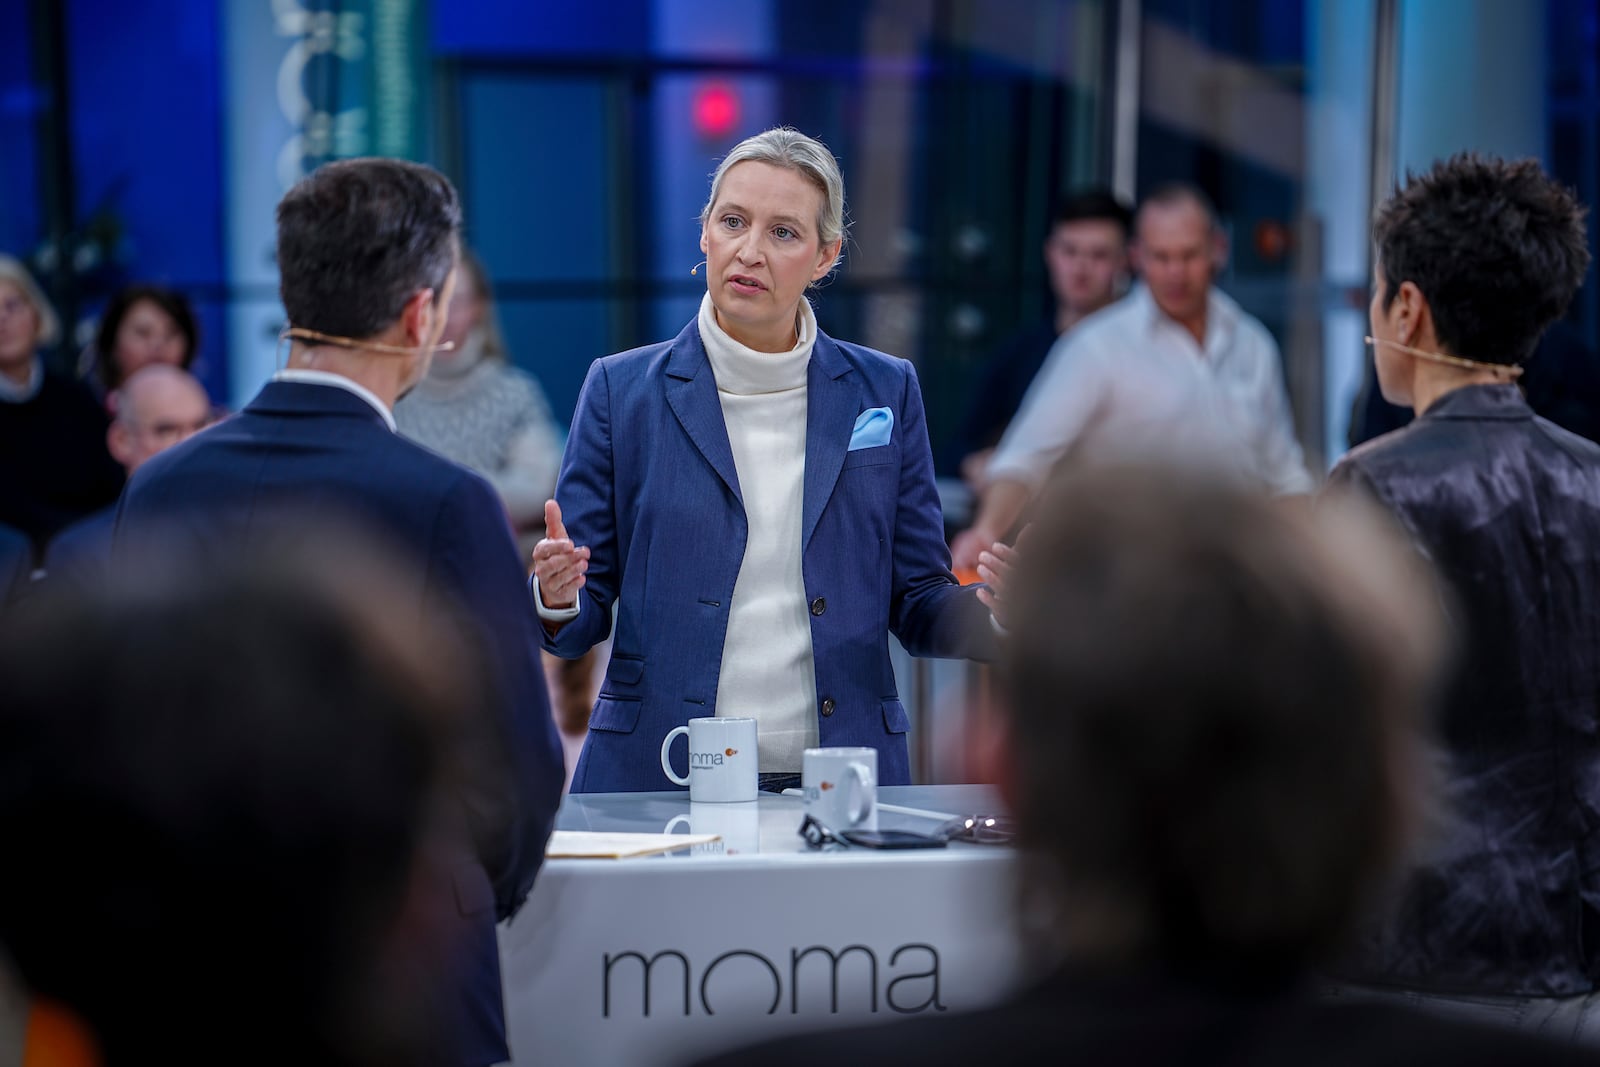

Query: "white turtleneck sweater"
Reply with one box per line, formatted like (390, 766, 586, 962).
(697, 294, 819, 772)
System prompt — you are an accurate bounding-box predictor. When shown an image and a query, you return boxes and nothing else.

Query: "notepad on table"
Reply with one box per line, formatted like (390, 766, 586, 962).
(545, 831, 721, 859)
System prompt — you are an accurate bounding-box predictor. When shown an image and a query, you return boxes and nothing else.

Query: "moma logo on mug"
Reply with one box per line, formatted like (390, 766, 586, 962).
(661, 717, 758, 802)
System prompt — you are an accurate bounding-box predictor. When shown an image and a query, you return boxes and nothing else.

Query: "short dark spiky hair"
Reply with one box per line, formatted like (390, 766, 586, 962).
(276, 157, 461, 340)
(1375, 154, 1590, 365)
(1051, 187, 1134, 238)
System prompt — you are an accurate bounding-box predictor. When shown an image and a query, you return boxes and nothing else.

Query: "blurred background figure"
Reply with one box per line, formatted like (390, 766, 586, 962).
(0, 522, 30, 612)
(391, 249, 595, 748)
(0, 255, 124, 563)
(949, 188, 1132, 491)
(693, 465, 1589, 1067)
(394, 249, 563, 556)
(951, 184, 1312, 571)
(1326, 154, 1600, 1037)
(0, 533, 493, 1067)
(84, 284, 201, 403)
(43, 363, 212, 593)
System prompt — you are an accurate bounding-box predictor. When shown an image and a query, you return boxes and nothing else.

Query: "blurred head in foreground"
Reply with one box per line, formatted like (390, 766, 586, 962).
(993, 466, 1445, 980)
(0, 529, 488, 1066)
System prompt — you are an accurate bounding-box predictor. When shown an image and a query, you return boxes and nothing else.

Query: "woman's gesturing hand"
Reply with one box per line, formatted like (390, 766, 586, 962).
(532, 499, 590, 609)
(974, 530, 1025, 631)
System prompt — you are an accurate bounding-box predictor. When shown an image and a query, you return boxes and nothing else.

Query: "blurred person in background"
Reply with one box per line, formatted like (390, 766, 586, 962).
(0, 522, 29, 612)
(692, 465, 1591, 1067)
(949, 188, 1132, 490)
(0, 532, 496, 1067)
(84, 283, 200, 401)
(43, 363, 212, 593)
(392, 250, 595, 744)
(534, 126, 998, 794)
(1325, 154, 1600, 1039)
(394, 249, 563, 554)
(112, 157, 564, 1067)
(0, 255, 124, 561)
(952, 183, 1312, 571)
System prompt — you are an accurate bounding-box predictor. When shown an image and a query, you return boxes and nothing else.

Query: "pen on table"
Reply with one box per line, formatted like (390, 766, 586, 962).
(779, 788, 957, 821)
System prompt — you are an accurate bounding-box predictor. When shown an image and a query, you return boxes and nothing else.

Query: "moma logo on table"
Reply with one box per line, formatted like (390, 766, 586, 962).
(602, 942, 946, 1018)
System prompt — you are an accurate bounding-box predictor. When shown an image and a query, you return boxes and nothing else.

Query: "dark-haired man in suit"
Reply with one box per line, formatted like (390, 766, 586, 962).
(113, 157, 564, 1067)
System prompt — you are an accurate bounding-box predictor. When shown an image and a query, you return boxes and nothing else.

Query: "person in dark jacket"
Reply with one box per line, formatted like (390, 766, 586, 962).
(947, 188, 1132, 485)
(1325, 154, 1600, 1033)
(113, 158, 564, 1066)
(1347, 317, 1600, 446)
(0, 255, 124, 560)
(690, 465, 1594, 1067)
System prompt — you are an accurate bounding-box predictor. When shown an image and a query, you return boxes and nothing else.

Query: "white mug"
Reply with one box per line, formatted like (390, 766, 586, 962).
(802, 746, 878, 830)
(660, 717, 758, 802)
(664, 801, 762, 855)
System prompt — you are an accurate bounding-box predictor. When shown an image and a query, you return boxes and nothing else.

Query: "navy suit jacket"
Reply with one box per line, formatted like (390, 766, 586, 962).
(42, 504, 115, 599)
(114, 381, 564, 1066)
(0, 521, 32, 613)
(544, 321, 995, 793)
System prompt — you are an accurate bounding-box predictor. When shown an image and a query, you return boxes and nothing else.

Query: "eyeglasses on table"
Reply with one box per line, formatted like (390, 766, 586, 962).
(798, 812, 1016, 850)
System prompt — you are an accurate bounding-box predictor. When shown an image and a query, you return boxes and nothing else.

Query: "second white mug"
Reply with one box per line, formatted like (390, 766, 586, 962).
(802, 746, 878, 830)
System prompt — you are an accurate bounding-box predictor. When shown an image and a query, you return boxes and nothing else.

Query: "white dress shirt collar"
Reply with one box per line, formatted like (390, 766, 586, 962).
(1131, 281, 1240, 359)
(271, 368, 397, 432)
(0, 357, 44, 403)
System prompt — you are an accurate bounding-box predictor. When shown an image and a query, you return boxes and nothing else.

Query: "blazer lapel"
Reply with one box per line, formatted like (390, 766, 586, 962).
(802, 333, 862, 549)
(664, 323, 744, 509)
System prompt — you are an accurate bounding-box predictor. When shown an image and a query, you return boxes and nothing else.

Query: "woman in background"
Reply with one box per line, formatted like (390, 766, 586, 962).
(395, 250, 563, 552)
(0, 255, 123, 560)
(393, 250, 586, 739)
(87, 284, 200, 399)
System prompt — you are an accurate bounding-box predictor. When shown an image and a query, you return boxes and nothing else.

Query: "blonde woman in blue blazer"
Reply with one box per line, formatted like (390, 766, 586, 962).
(534, 128, 1001, 794)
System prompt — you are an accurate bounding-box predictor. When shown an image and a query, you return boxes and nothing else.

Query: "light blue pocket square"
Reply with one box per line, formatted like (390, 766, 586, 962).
(848, 406, 894, 451)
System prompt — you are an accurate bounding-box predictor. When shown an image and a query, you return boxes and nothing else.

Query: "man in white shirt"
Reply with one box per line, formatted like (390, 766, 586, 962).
(952, 184, 1311, 568)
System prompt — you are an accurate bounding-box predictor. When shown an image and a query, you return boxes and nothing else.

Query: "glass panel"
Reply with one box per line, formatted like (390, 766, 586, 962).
(1135, 0, 1336, 467)
(446, 0, 1113, 472)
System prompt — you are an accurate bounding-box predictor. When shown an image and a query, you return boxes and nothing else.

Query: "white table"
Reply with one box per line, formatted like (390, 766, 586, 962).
(500, 785, 1024, 1066)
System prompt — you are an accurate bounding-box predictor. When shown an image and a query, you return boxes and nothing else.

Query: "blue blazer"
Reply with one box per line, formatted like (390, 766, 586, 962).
(114, 381, 565, 1066)
(0, 521, 31, 613)
(545, 321, 995, 793)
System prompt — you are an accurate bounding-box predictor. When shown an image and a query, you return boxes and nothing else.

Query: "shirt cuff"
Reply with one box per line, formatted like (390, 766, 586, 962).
(532, 576, 582, 621)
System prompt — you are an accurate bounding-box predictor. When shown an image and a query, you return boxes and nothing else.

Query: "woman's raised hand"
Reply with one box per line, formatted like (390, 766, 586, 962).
(532, 499, 590, 609)
(973, 530, 1026, 631)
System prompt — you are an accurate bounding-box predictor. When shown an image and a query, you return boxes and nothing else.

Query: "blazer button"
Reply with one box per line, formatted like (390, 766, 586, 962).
(810, 597, 827, 616)
(821, 697, 836, 717)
